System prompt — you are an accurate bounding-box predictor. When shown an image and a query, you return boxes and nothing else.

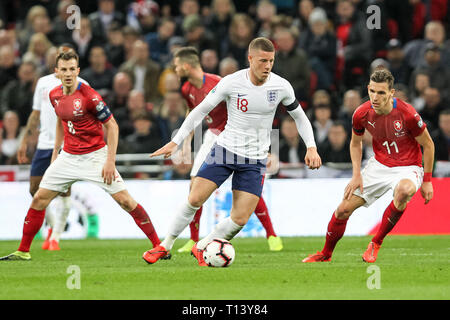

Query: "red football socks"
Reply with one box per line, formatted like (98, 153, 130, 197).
(254, 197, 276, 238)
(372, 200, 404, 245)
(129, 204, 160, 247)
(18, 208, 46, 252)
(322, 212, 348, 258)
(189, 206, 202, 242)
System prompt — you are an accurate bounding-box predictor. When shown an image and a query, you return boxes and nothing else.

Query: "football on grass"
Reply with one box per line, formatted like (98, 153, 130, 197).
(203, 238, 235, 267)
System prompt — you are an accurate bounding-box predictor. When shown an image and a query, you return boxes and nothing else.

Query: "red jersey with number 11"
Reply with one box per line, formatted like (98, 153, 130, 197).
(352, 98, 426, 167)
(49, 82, 113, 155)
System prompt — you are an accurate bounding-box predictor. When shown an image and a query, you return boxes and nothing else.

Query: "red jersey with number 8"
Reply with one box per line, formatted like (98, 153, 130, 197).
(49, 82, 113, 155)
(181, 73, 227, 134)
(352, 98, 426, 167)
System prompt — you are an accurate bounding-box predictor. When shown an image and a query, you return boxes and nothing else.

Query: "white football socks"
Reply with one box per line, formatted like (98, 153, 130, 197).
(161, 201, 200, 250)
(50, 196, 71, 242)
(197, 217, 243, 250)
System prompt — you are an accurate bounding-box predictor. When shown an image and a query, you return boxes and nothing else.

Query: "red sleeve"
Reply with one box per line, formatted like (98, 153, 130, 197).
(352, 107, 365, 136)
(405, 106, 426, 137)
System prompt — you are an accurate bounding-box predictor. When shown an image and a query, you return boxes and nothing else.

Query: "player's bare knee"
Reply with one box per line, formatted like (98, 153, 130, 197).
(335, 203, 352, 219)
(395, 181, 416, 203)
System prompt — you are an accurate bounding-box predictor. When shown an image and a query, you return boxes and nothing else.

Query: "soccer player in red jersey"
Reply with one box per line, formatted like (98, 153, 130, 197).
(303, 67, 435, 263)
(0, 51, 161, 261)
(171, 46, 283, 253)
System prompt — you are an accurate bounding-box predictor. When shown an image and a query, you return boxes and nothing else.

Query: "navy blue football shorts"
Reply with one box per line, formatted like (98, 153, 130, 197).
(196, 144, 267, 197)
(30, 149, 53, 177)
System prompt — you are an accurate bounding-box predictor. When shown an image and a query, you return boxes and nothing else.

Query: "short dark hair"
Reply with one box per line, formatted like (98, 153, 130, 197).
(174, 46, 200, 67)
(56, 51, 79, 67)
(248, 37, 275, 53)
(370, 66, 395, 89)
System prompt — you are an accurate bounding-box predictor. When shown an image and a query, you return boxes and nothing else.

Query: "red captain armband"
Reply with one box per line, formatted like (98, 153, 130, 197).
(423, 172, 432, 182)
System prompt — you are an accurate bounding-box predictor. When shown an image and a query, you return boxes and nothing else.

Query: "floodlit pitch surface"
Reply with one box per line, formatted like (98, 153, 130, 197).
(0, 236, 448, 300)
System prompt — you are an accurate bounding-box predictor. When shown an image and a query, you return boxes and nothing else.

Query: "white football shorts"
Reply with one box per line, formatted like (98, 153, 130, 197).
(190, 129, 219, 177)
(40, 146, 126, 194)
(353, 157, 424, 207)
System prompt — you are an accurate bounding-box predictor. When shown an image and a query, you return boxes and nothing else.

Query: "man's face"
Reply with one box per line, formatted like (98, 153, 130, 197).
(173, 57, 190, 78)
(56, 58, 80, 87)
(424, 88, 440, 108)
(248, 49, 275, 84)
(328, 125, 347, 149)
(367, 81, 394, 114)
(274, 30, 294, 53)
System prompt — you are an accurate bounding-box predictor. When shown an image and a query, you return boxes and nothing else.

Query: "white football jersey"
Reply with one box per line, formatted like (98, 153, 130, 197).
(174, 69, 296, 159)
(32, 74, 88, 149)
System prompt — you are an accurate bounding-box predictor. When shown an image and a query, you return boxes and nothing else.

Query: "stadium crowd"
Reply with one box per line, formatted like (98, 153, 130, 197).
(0, 0, 449, 179)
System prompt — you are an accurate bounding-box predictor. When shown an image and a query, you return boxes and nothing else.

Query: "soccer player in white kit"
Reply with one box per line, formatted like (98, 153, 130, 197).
(143, 37, 322, 265)
(17, 45, 87, 251)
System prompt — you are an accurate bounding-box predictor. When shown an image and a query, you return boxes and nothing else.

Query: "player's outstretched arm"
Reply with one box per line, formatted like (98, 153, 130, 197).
(344, 132, 364, 200)
(102, 117, 119, 185)
(415, 128, 435, 204)
(17, 110, 40, 164)
(51, 116, 64, 163)
(287, 104, 321, 169)
(150, 141, 178, 159)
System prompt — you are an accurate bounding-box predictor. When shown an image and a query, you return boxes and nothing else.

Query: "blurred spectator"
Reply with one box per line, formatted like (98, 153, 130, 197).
(122, 26, 141, 61)
(293, 0, 315, 31)
(419, 87, 445, 131)
(80, 46, 117, 94)
(299, 7, 336, 91)
(174, 0, 200, 36)
(42, 46, 57, 76)
(126, 0, 159, 35)
(119, 39, 161, 104)
(105, 72, 133, 112)
(279, 115, 307, 165)
(182, 14, 218, 54)
(318, 120, 351, 163)
(145, 17, 176, 67)
(17, 5, 50, 54)
(410, 71, 430, 111)
(255, 0, 277, 38)
(0, 45, 19, 91)
(385, 39, 411, 86)
(206, 0, 235, 53)
(158, 71, 181, 98)
(0, 110, 22, 165)
(104, 22, 126, 67)
(223, 13, 255, 69)
(393, 83, 410, 103)
(89, 0, 126, 45)
(335, 0, 372, 90)
(410, 43, 450, 101)
(114, 89, 147, 138)
(201, 49, 219, 74)
(49, 0, 75, 46)
(124, 111, 163, 153)
(403, 21, 450, 70)
(156, 91, 187, 144)
(273, 26, 310, 102)
(337, 89, 361, 133)
(72, 16, 97, 69)
(1, 61, 37, 126)
(22, 32, 52, 75)
(312, 103, 333, 145)
(431, 109, 450, 161)
(219, 56, 239, 77)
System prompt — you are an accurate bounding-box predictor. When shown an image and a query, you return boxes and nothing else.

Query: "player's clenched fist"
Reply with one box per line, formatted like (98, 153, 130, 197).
(304, 147, 322, 170)
(150, 141, 179, 159)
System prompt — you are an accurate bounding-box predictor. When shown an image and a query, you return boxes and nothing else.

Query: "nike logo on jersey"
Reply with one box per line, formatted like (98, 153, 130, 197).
(368, 121, 376, 128)
(237, 93, 247, 97)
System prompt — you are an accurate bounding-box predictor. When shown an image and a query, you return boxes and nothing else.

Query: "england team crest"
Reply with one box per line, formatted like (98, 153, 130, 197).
(267, 90, 278, 104)
(73, 98, 82, 111)
(393, 120, 403, 132)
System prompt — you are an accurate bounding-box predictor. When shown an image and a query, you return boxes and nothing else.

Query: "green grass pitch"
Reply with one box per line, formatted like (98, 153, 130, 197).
(0, 236, 449, 300)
